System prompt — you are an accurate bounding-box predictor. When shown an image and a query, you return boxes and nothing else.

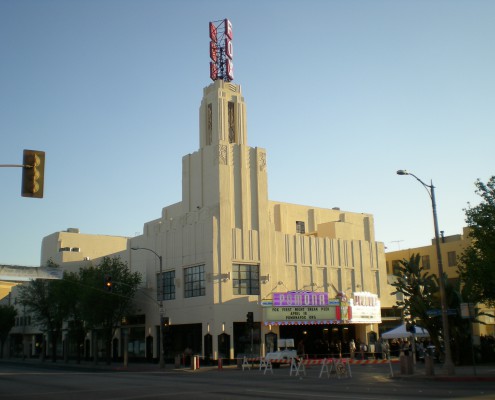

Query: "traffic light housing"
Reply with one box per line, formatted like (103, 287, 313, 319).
(161, 317, 170, 327)
(246, 311, 254, 327)
(21, 149, 45, 198)
(104, 275, 113, 292)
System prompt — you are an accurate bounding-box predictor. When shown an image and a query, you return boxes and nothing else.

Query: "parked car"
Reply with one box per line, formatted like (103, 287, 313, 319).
(265, 349, 298, 367)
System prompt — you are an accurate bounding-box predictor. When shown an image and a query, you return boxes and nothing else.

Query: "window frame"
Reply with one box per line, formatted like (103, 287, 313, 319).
(447, 251, 457, 267)
(232, 264, 260, 295)
(157, 270, 176, 301)
(392, 260, 401, 275)
(184, 264, 206, 298)
(422, 255, 431, 270)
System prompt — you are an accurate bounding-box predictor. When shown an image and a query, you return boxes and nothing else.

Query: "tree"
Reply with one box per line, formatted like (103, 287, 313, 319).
(78, 257, 141, 364)
(18, 277, 70, 362)
(390, 254, 444, 351)
(458, 176, 495, 307)
(61, 270, 87, 364)
(0, 304, 17, 358)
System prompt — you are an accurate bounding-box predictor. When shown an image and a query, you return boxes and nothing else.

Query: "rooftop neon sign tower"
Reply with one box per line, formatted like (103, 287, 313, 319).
(209, 19, 234, 82)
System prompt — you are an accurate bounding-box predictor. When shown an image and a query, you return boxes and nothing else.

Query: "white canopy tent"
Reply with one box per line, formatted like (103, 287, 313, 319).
(381, 323, 430, 339)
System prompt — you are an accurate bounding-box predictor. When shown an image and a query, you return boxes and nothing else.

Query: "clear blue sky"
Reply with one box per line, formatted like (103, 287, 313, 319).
(1, 0, 494, 266)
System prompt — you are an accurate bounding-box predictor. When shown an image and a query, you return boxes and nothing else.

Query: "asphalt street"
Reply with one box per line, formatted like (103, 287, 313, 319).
(1, 360, 495, 400)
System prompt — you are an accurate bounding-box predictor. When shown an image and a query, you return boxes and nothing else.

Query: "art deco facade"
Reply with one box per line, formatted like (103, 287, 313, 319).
(34, 80, 394, 361)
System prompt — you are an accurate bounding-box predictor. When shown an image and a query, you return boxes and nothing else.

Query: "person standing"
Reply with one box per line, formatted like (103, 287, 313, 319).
(382, 339, 390, 360)
(349, 339, 356, 359)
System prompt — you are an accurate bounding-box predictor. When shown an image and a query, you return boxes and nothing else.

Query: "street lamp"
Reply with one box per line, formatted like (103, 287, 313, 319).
(396, 169, 455, 375)
(131, 246, 165, 369)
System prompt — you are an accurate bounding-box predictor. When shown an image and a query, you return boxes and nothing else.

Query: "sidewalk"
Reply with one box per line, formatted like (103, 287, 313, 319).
(392, 360, 495, 382)
(0, 357, 202, 373)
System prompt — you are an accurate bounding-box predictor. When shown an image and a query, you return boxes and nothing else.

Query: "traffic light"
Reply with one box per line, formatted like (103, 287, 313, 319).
(104, 275, 113, 292)
(246, 312, 254, 327)
(161, 317, 170, 327)
(21, 149, 45, 198)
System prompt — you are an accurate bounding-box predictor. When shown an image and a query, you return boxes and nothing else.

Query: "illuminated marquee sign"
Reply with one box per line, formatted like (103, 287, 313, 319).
(263, 291, 350, 325)
(209, 19, 234, 82)
(262, 290, 381, 325)
(273, 291, 328, 307)
(348, 292, 381, 323)
(264, 306, 338, 325)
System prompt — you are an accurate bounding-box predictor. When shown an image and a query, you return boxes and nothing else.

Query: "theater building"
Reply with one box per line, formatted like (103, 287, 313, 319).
(38, 21, 395, 362)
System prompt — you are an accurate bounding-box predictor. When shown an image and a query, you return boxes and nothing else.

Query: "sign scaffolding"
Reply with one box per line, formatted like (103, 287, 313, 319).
(209, 19, 234, 82)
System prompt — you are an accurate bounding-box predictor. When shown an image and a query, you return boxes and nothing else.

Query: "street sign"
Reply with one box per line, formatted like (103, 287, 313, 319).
(427, 308, 457, 317)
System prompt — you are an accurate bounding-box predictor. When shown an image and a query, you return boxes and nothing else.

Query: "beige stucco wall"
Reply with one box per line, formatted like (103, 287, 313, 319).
(385, 227, 471, 278)
(38, 80, 394, 359)
(41, 229, 129, 272)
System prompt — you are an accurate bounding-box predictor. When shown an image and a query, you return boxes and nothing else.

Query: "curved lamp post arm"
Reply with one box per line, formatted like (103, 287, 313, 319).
(131, 247, 162, 264)
(397, 170, 433, 200)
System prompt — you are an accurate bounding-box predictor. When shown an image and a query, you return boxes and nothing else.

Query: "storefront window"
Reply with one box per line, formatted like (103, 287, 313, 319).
(128, 327, 145, 359)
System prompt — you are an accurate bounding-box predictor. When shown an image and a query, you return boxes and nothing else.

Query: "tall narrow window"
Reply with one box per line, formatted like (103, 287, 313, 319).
(447, 251, 457, 267)
(206, 103, 213, 145)
(158, 270, 176, 301)
(296, 221, 305, 234)
(233, 264, 260, 295)
(228, 102, 235, 143)
(184, 265, 205, 298)
(422, 255, 431, 270)
(392, 260, 401, 275)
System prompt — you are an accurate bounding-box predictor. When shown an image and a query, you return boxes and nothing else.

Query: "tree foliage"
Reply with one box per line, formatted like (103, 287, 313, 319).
(0, 304, 17, 358)
(391, 253, 486, 364)
(77, 257, 141, 364)
(17, 256, 141, 364)
(458, 176, 495, 307)
(390, 253, 443, 350)
(18, 278, 70, 361)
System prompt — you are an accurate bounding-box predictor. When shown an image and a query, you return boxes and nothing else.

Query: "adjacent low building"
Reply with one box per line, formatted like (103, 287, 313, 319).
(385, 227, 495, 338)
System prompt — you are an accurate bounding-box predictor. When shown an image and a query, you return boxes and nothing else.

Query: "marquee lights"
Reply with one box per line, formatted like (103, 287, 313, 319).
(209, 19, 234, 82)
(273, 291, 329, 307)
(263, 290, 381, 326)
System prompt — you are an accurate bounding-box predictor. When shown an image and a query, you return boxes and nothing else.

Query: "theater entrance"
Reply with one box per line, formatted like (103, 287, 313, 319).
(279, 324, 356, 358)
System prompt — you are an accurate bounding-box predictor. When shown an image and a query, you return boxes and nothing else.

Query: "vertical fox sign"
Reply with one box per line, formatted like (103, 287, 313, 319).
(209, 19, 234, 82)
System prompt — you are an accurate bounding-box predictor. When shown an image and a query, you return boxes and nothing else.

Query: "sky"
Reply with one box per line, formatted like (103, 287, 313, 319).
(1, 0, 494, 267)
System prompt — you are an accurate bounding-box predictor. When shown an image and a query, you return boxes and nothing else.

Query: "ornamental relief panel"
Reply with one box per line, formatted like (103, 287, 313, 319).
(258, 151, 266, 172)
(217, 144, 228, 165)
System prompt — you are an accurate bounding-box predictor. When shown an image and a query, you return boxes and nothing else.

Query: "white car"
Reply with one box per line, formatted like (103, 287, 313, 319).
(265, 349, 298, 366)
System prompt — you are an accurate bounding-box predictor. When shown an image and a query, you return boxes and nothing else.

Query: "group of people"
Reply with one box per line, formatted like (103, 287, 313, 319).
(349, 338, 390, 360)
(295, 337, 438, 360)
